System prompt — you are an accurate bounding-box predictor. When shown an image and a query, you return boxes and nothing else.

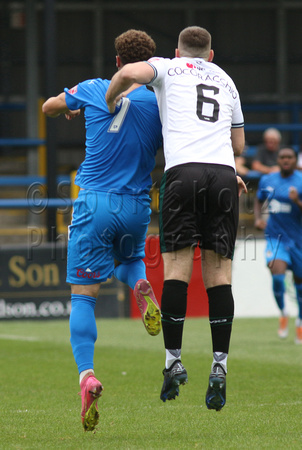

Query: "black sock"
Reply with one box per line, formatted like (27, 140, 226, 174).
(161, 279, 188, 349)
(207, 284, 234, 354)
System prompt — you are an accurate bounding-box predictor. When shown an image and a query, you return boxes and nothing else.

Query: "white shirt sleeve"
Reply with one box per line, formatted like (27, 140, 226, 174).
(231, 92, 244, 128)
(146, 57, 168, 87)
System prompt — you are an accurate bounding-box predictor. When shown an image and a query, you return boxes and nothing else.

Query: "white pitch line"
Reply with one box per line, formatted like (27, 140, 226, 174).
(0, 334, 39, 342)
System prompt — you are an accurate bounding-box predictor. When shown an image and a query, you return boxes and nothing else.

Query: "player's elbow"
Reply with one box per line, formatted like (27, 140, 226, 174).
(41, 101, 50, 115)
(42, 99, 57, 117)
(232, 139, 245, 157)
(231, 127, 245, 156)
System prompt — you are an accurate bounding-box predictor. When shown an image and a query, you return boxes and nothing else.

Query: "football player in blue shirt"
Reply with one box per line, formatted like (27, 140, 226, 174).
(254, 147, 302, 344)
(42, 30, 162, 431)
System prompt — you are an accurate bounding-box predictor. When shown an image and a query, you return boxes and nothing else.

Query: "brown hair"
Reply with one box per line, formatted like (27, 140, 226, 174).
(178, 26, 211, 58)
(115, 29, 156, 65)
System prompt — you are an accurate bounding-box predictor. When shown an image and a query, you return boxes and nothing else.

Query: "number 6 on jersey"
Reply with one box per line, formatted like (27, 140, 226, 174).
(196, 83, 219, 123)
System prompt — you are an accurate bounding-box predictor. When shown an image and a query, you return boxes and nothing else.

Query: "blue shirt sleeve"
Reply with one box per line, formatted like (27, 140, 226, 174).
(64, 79, 99, 111)
(257, 174, 272, 202)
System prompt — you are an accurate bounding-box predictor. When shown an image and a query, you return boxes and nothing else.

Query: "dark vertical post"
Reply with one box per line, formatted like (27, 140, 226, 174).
(26, 0, 40, 229)
(44, 0, 57, 241)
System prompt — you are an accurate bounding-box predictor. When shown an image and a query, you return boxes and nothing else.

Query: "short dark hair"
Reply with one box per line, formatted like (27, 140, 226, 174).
(178, 26, 211, 58)
(278, 147, 297, 159)
(115, 29, 156, 65)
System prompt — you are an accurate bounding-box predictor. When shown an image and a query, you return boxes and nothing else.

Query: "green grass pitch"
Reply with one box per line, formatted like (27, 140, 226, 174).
(0, 317, 301, 449)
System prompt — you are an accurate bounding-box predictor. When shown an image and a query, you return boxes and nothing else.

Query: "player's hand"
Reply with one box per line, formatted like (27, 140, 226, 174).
(236, 175, 248, 197)
(106, 93, 125, 113)
(289, 186, 299, 202)
(106, 101, 117, 114)
(65, 109, 81, 120)
(254, 218, 266, 230)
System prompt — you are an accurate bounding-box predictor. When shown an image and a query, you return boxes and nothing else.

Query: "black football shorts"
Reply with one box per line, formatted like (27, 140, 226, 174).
(159, 163, 239, 259)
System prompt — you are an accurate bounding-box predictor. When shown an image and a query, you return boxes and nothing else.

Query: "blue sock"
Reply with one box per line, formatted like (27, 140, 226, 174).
(272, 274, 285, 312)
(69, 294, 97, 374)
(295, 283, 302, 320)
(114, 259, 146, 290)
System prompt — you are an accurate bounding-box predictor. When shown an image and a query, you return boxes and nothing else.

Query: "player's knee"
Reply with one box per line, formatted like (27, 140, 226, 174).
(71, 283, 100, 298)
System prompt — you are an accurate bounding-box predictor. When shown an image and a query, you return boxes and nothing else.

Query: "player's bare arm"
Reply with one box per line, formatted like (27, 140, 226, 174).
(252, 159, 279, 174)
(42, 92, 81, 119)
(231, 127, 245, 156)
(254, 197, 266, 230)
(106, 62, 155, 113)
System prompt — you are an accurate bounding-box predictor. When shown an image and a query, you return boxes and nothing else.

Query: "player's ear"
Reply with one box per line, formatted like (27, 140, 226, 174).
(208, 49, 214, 62)
(116, 55, 121, 69)
(175, 48, 180, 58)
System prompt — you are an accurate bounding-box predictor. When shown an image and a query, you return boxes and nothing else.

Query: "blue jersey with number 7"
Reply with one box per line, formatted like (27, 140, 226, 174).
(65, 79, 162, 194)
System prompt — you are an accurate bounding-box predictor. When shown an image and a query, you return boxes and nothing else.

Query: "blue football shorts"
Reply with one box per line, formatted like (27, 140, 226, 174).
(66, 189, 151, 284)
(265, 237, 302, 278)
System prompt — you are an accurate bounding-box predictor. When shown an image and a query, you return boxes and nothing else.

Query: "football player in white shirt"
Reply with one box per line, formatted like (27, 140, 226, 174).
(106, 26, 246, 411)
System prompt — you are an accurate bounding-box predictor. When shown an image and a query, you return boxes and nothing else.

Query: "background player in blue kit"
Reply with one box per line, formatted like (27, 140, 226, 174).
(254, 147, 302, 344)
(42, 29, 162, 431)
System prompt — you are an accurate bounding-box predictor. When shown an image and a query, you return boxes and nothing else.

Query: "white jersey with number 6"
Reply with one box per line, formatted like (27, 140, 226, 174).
(147, 57, 244, 172)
